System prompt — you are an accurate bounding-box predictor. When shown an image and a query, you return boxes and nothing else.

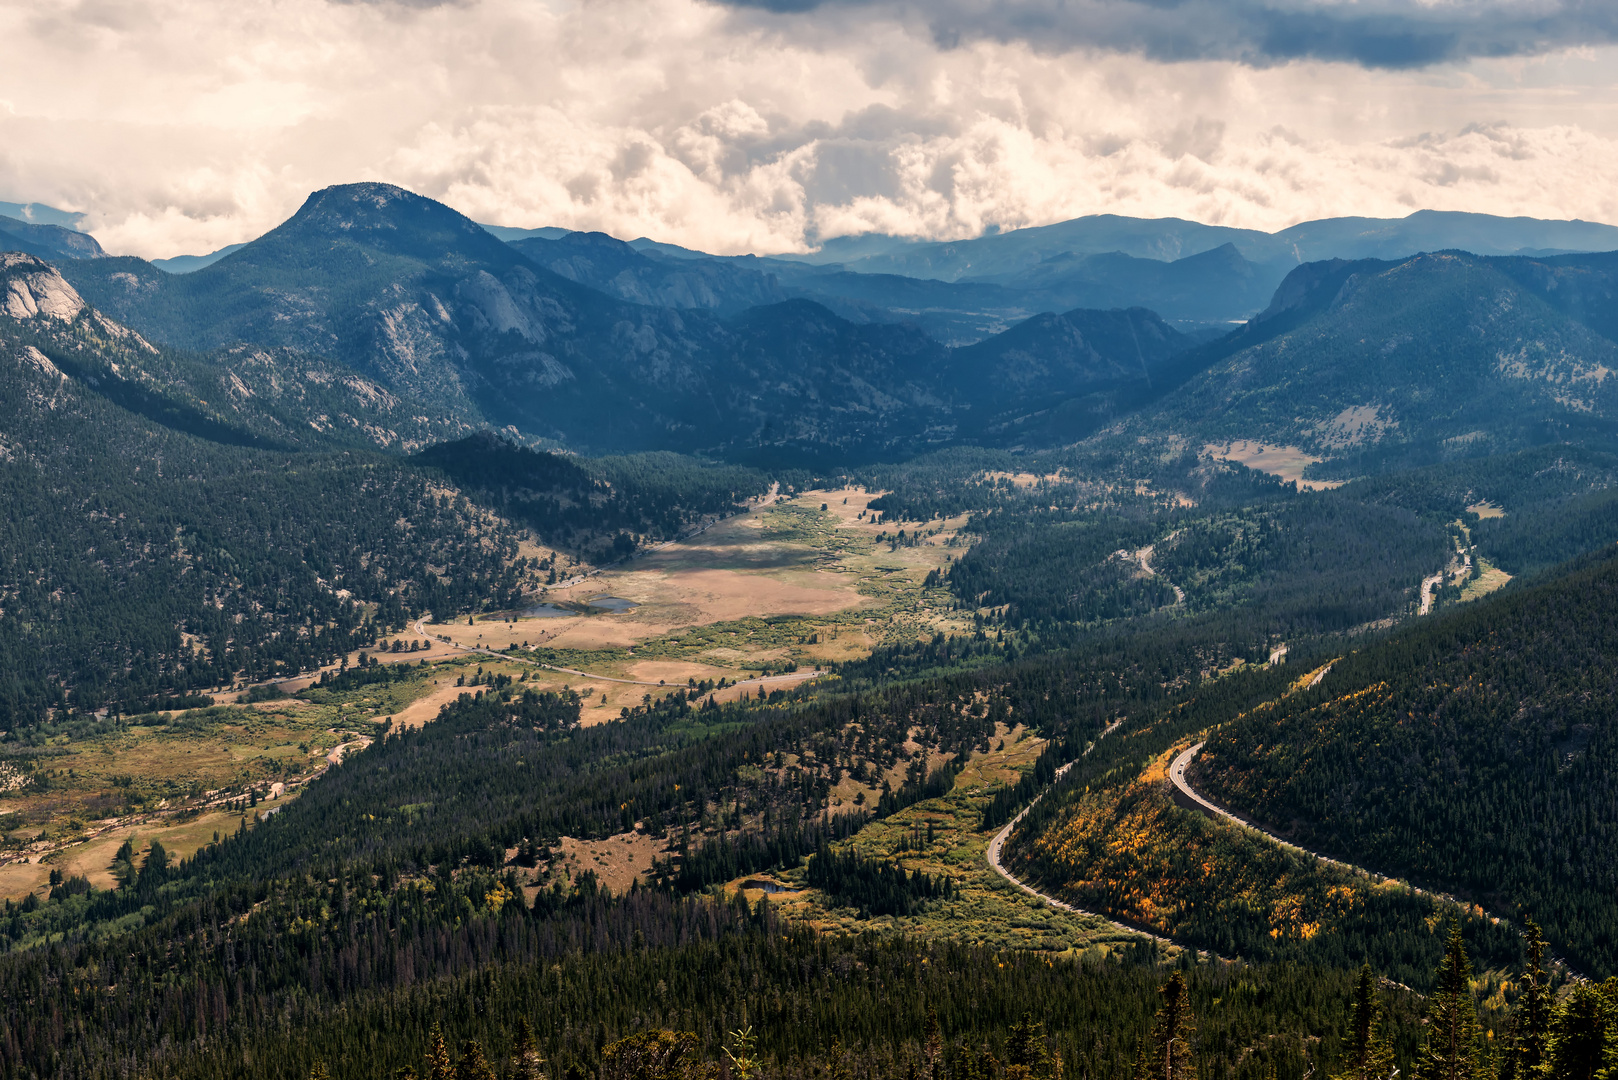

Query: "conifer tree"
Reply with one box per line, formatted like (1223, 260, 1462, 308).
(1351, 966, 1377, 1069)
(1501, 920, 1551, 1080)
(427, 1027, 454, 1080)
(1136, 973, 1196, 1080)
(1335, 965, 1394, 1080)
(1007, 1013, 1056, 1080)
(924, 1007, 944, 1080)
(456, 1039, 497, 1080)
(723, 1025, 759, 1080)
(1540, 980, 1616, 1080)
(955, 1042, 997, 1080)
(1417, 924, 1484, 1080)
(513, 1019, 547, 1080)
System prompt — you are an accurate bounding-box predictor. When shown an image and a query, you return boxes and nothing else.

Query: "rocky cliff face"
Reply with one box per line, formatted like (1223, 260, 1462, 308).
(2, 252, 155, 350)
(3, 251, 92, 321)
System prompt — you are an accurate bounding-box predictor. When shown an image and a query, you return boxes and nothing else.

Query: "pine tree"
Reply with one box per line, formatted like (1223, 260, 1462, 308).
(924, 1007, 944, 1080)
(1540, 980, 1615, 1080)
(724, 1025, 759, 1080)
(513, 1019, 547, 1080)
(1417, 924, 1484, 1080)
(1363, 1010, 1397, 1080)
(1136, 973, 1196, 1080)
(456, 1039, 497, 1080)
(1007, 1013, 1055, 1080)
(1501, 919, 1551, 1080)
(1351, 965, 1377, 1072)
(427, 1027, 454, 1080)
(1334, 965, 1394, 1080)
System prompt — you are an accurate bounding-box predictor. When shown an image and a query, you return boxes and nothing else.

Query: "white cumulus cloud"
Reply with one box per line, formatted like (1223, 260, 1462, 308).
(0, 0, 1615, 258)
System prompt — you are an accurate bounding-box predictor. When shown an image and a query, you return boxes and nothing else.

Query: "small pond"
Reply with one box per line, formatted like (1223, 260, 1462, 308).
(522, 603, 578, 619)
(586, 596, 637, 613)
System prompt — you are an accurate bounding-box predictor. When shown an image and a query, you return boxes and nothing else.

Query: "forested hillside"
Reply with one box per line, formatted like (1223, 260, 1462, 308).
(1140, 251, 1618, 474)
(0, 258, 772, 724)
(0, 324, 525, 724)
(1191, 547, 1618, 975)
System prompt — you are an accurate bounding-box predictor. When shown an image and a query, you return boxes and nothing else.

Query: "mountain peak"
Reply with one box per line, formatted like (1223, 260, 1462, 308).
(277, 183, 503, 258)
(301, 181, 426, 216)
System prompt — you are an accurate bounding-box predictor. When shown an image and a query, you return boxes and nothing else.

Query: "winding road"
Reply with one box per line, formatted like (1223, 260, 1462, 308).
(1164, 666, 1436, 890)
(1130, 543, 1186, 605)
(986, 667, 1559, 968)
(984, 722, 1172, 945)
(1166, 739, 1574, 974)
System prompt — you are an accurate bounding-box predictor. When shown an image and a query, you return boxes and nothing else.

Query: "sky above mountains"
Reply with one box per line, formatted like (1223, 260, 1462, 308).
(2, 0, 1617, 259)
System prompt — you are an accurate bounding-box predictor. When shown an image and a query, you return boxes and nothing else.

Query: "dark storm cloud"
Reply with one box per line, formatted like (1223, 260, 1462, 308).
(713, 0, 1618, 69)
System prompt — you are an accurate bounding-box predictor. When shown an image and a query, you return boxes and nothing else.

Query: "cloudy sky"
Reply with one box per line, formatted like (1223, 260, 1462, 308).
(2, 0, 1617, 258)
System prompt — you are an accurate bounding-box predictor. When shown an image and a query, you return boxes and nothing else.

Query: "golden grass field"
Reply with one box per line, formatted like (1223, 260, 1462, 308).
(0, 681, 418, 899)
(2, 486, 981, 901)
(728, 723, 1149, 957)
(1205, 440, 1346, 491)
(419, 486, 971, 689)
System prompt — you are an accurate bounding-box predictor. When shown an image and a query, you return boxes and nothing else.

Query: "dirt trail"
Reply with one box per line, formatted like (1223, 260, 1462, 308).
(325, 737, 372, 766)
(1419, 535, 1476, 616)
(1418, 573, 1443, 615)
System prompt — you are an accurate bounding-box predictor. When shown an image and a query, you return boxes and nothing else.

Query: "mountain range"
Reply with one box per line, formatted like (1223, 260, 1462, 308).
(35, 198, 1618, 333)
(47, 184, 1204, 460)
(0, 182, 1610, 472)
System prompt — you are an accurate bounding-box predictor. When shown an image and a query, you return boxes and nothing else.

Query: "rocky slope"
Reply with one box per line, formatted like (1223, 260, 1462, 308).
(1137, 251, 1618, 474)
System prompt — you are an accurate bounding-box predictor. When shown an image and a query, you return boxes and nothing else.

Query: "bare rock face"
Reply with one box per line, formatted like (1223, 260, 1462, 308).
(0, 252, 157, 352)
(18, 345, 63, 379)
(1, 252, 88, 321)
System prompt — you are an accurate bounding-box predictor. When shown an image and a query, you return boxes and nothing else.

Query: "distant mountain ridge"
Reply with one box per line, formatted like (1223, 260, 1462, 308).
(55, 183, 1200, 460)
(31, 182, 1618, 468)
(508, 231, 789, 316)
(152, 243, 248, 274)
(1134, 249, 1618, 474)
(773, 208, 1618, 279)
(0, 215, 105, 262)
(472, 208, 1618, 333)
